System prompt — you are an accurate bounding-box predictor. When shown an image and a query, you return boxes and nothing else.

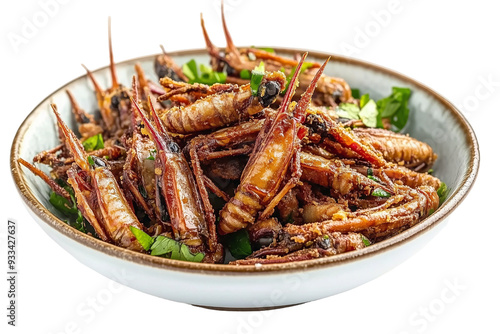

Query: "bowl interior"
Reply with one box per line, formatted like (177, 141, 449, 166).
(12, 49, 478, 272)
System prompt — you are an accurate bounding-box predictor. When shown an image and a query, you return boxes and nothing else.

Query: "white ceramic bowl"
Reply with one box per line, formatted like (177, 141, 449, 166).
(11, 49, 479, 309)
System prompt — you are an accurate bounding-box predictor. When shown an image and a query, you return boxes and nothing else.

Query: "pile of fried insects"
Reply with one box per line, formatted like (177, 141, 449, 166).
(19, 6, 448, 265)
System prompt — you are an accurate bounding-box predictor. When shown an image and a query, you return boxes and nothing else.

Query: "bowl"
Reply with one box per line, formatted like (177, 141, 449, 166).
(10, 48, 479, 309)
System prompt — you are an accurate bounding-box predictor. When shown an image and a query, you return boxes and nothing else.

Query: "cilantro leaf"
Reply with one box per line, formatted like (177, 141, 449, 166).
(359, 99, 378, 128)
(359, 93, 370, 108)
(377, 87, 411, 132)
(337, 103, 360, 120)
(149, 235, 204, 262)
(224, 229, 252, 259)
(49, 181, 87, 234)
(182, 59, 226, 85)
(49, 191, 78, 216)
(82, 133, 104, 152)
(129, 226, 154, 251)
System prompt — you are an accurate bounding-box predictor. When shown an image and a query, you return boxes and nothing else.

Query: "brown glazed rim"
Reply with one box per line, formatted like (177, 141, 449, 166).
(10, 47, 479, 275)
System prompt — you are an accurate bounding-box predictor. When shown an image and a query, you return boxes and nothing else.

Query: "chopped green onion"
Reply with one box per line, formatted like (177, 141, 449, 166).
(240, 69, 251, 80)
(372, 188, 391, 197)
(87, 156, 95, 166)
(361, 235, 371, 246)
(428, 169, 434, 175)
(182, 59, 226, 85)
(224, 229, 252, 259)
(368, 175, 382, 183)
(251, 46, 275, 53)
(82, 133, 104, 152)
(250, 62, 266, 96)
(283, 61, 314, 92)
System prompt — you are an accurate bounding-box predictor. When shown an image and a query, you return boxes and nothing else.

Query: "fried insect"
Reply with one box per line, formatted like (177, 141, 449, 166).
(131, 97, 223, 261)
(218, 53, 327, 234)
(200, 2, 353, 106)
(157, 71, 286, 134)
(52, 105, 145, 251)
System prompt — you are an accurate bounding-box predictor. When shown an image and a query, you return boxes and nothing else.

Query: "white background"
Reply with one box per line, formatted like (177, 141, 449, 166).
(1, 0, 498, 333)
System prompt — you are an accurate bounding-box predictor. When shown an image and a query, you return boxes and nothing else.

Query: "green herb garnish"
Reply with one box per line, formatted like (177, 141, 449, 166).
(372, 188, 391, 197)
(129, 226, 154, 251)
(49, 191, 78, 216)
(337, 103, 360, 120)
(240, 69, 251, 79)
(377, 87, 411, 132)
(182, 59, 226, 85)
(428, 169, 434, 174)
(283, 61, 314, 92)
(351, 88, 360, 99)
(337, 94, 378, 128)
(224, 229, 252, 259)
(368, 175, 382, 183)
(437, 182, 449, 205)
(251, 46, 275, 53)
(358, 99, 378, 128)
(250, 62, 266, 96)
(87, 156, 95, 166)
(361, 235, 371, 246)
(129, 227, 205, 262)
(146, 149, 156, 161)
(82, 133, 104, 152)
(49, 180, 87, 233)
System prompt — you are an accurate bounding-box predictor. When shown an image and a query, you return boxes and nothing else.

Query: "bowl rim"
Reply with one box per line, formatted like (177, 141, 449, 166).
(10, 47, 480, 275)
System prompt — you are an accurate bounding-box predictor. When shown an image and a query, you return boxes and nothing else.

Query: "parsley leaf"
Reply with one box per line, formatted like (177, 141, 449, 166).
(182, 59, 226, 85)
(337, 103, 360, 120)
(377, 87, 411, 132)
(359, 99, 378, 128)
(82, 133, 104, 152)
(224, 229, 252, 259)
